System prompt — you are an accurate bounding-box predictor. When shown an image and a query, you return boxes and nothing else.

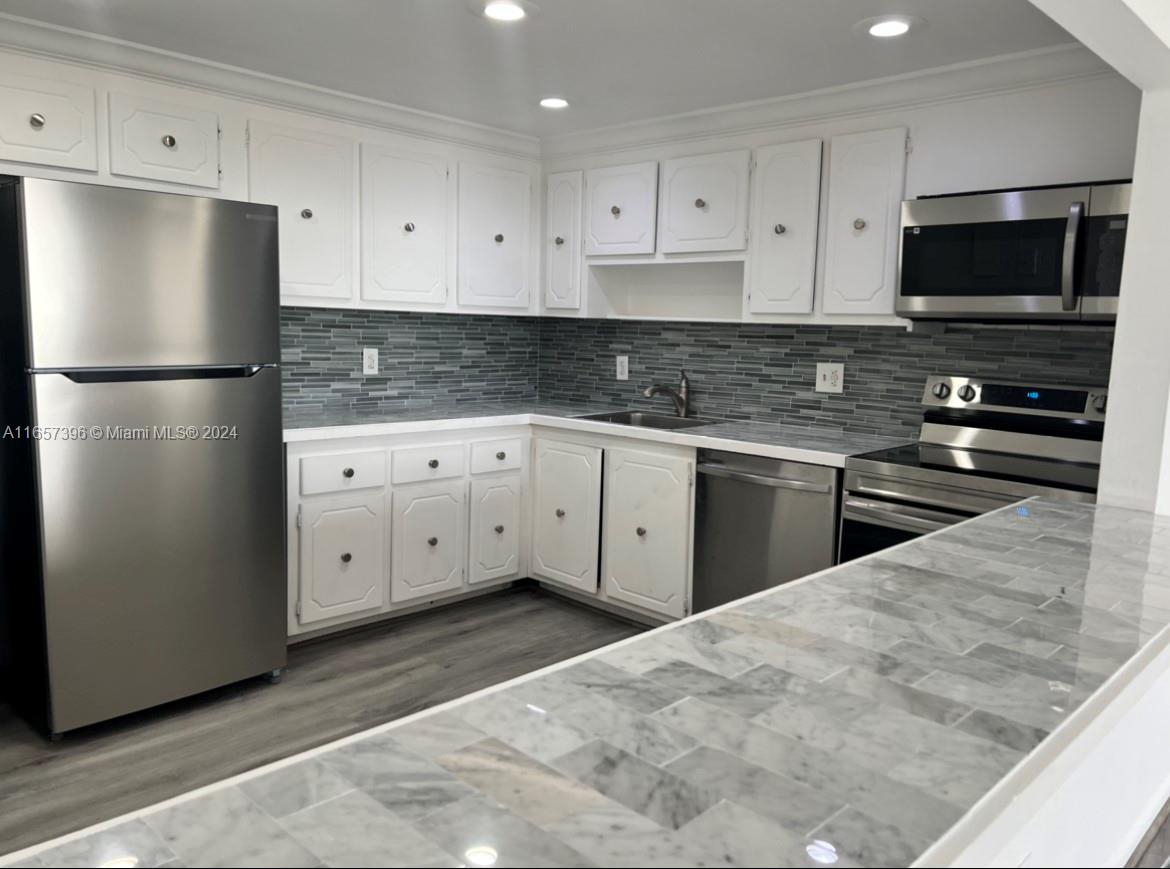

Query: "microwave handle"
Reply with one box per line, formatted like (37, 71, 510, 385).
(1062, 200, 1085, 312)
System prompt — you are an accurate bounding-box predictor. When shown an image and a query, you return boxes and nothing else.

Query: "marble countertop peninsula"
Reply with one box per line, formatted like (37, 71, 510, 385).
(282, 400, 909, 467)
(10, 499, 1170, 867)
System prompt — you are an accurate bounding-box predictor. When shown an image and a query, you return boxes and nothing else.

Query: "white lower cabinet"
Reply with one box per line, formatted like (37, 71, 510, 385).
(603, 447, 693, 619)
(297, 494, 385, 625)
(530, 438, 603, 593)
(469, 475, 523, 584)
(391, 481, 467, 603)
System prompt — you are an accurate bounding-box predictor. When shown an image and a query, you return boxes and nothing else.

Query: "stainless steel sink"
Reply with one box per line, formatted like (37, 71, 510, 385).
(575, 410, 713, 430)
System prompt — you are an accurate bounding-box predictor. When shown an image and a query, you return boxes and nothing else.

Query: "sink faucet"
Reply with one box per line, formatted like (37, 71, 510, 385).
(643, 370, 690, 418)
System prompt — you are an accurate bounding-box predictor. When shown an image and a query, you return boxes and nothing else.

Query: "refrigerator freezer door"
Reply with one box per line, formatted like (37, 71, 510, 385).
(30, 367, 285, 732)
(19, 178, 279, 369)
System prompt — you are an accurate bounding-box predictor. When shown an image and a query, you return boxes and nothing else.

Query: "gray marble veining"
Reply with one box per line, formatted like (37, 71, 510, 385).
(10, 498, 1170, 868)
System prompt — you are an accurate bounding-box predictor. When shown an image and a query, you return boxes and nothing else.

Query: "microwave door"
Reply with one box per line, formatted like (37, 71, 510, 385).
(1080, 183, 1131, 322)
(897, 186, 1090, 320)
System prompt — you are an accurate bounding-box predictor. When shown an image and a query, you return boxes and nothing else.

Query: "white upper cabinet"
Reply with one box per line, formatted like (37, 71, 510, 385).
(248, 120, 355, 302)
(602, 447, 692, 619)
(0, 72, 96, 171)
(585, 161, 658, 255)
(108, 92, 220, 189)
(545, 170, 582, 309)
(361, 144, 449, 305)
(746, 139, 823, 314)
(457, 161, 531, 309)
(658, 149, 750, 253)
(821, 127, 907, 316)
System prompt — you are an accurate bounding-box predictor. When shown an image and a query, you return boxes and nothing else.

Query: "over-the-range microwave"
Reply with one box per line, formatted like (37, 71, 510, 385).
(896, 181, 1130, 322)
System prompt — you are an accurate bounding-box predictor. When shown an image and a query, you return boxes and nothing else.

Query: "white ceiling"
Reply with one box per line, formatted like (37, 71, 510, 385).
(0, 0, 1074, 137)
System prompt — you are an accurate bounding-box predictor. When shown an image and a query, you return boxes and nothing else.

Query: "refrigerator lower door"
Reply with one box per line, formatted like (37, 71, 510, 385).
(30, 366, 285, 733)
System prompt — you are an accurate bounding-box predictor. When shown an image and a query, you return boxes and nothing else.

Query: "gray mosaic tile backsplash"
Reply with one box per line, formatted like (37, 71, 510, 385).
(281, 308, 1113, 437)
(538, 319, 1113, 436)
(281, 307, 539, 413)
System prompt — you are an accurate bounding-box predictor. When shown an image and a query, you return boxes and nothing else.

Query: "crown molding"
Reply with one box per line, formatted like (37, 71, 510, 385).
(540, 44, 1123, 161)
(0, 12, 541, 160)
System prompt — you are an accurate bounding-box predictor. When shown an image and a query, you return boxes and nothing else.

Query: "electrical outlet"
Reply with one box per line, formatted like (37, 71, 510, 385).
(362, 348, 379, 375)
(816, 362, 844, 394)
(616, 355, 629, 381)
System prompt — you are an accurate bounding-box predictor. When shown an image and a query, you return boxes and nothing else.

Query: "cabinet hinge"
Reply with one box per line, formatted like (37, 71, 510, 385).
(905, 136, 913, 155)
(296, 505, 302, 528)
(295, 600, 302, 618)
(688, 466, 695, 486)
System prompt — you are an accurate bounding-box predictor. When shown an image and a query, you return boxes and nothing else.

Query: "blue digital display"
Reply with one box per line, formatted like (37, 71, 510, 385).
(1027, 390, 1041, 400)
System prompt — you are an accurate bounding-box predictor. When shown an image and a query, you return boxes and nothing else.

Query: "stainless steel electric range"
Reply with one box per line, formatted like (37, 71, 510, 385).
(839, 374, 1107, 562)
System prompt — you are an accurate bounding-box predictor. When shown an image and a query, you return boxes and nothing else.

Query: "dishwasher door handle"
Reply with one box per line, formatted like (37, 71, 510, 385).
(697, 464, 834, 493)
(842, 496, 970, 534)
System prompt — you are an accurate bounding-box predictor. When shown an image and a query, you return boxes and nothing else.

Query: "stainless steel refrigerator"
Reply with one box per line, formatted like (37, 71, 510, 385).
(0, 176, 286, 736)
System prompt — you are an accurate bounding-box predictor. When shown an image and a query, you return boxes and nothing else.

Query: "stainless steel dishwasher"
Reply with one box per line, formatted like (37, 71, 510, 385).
(693, 449, 839, 612)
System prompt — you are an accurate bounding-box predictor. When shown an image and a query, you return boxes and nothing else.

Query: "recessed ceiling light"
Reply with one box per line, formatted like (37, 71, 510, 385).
(539, 97, 569, 109)
(484, 0, 525, 21)
(869, 18, 911, 37)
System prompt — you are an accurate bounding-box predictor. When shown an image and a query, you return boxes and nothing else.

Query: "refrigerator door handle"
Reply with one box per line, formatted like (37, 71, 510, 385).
(45, 364, 274, 384)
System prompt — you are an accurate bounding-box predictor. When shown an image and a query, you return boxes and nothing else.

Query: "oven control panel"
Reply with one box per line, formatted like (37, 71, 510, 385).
(921, 375, 1107, 421)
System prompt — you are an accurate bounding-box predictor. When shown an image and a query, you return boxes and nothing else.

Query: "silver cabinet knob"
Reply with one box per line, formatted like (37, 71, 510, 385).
(554, 236, 565, 246)
(404, 222, 415, 233)
(301, 208, 313, 219)
(496, 451, 506, 460)
(494, 233, 504, 243)
(28, 113, 45, 129)
(555, 508, 566, 518)
(340, 552, 352, 563)
(161, 134, 177, 148)
(853, 218, 867, 230)
(494, 525, 505, 534)
(636, 526, 647, 537)
(342, 467, 355, 478)
(428, 458, 439, 469)
(428, 536, 438, 547)
(610, 205, 621, 216)
(694, 198, 706, 209)
(774, 223, 787, 235)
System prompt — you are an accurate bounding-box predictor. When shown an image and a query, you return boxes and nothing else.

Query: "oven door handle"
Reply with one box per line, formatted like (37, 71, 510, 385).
(842, 497, 971, 535)
(1062, 200, 1085, 312)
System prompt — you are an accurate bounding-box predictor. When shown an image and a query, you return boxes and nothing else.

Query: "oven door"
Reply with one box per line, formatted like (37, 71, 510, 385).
(1080, 183, 1130, 322)
(897, 186, 1090, 321)
(837, 495, 975, 563)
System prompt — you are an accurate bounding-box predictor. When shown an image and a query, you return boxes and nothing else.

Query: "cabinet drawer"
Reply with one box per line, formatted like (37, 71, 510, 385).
(391, 443, 464, 484)
(470, 438, 523, 474)
(108, 92, 220, 188)
(0, 73, 96, 171)
(300, 450, 386, 495)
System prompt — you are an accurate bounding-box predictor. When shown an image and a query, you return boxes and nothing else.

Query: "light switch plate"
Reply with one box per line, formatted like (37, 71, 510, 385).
(362, 347, 379, 375)
(616, 355, 629, 381)
(816, 362, 844, 393)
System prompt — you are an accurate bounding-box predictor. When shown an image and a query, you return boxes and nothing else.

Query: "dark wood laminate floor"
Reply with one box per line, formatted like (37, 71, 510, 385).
(0, 585, 643, 855)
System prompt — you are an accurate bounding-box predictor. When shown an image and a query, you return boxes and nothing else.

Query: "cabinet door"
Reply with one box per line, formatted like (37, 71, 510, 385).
(603, 448, 692, 619)
(0, 72, 96, 170)
(658, 150, 750, 253)
(298, 495, 385, 625)
(391, 481, 466, 603)
(361, 144, 448, 304)
(469, 475, 522, 584)
(248, 120, 354, 301)
(108, 92, 220, 189)
(457, 162, 531, 309)
(747, 139, 822, 314)
(531, 439, 602, 593)
(821, 127, 907, 315)
(584, 162, 658, 255)
(545, 170, 582, 309)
